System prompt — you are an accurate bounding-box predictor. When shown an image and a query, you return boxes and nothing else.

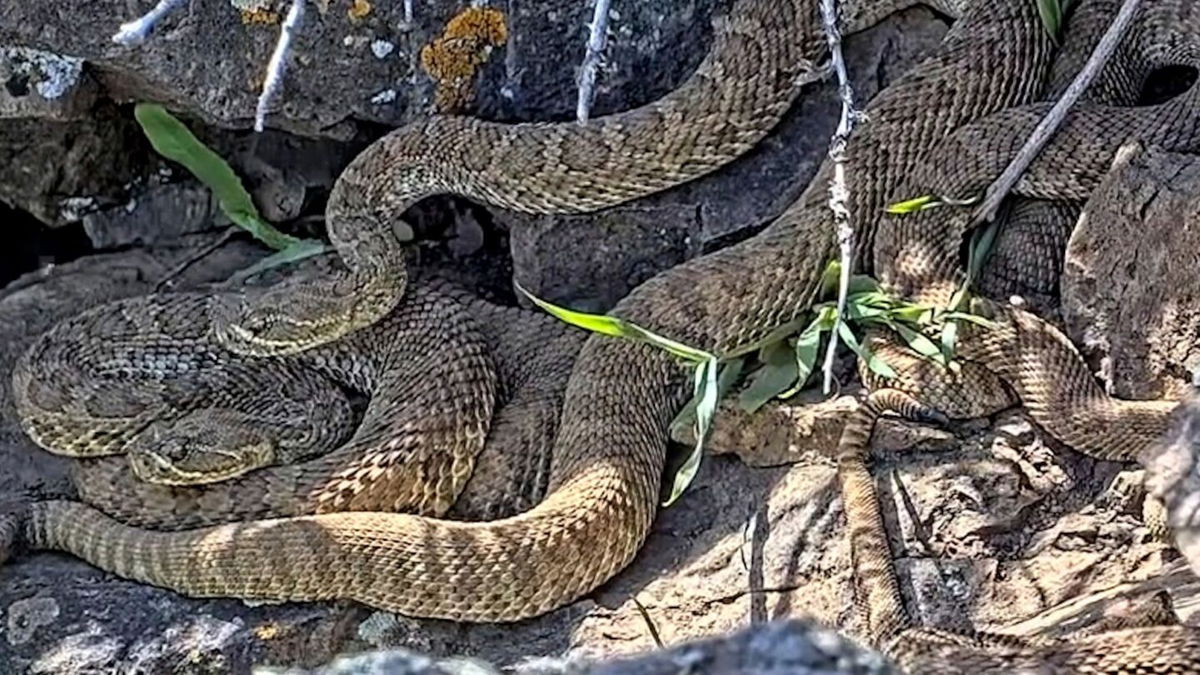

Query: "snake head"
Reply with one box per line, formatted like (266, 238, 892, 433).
(126, 413, 278, 486)
(211, 276, 398, 356)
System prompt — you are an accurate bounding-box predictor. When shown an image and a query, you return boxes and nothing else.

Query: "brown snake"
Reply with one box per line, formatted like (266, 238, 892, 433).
(7, 9, 1200, 673)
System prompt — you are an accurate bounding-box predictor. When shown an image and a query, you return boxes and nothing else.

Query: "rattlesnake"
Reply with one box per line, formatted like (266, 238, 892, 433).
(7, 6, 1200, 665)
(837, 388, 1200, 673)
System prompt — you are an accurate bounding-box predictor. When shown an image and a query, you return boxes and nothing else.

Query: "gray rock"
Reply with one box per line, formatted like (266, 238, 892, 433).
(0, 0, 724, 138)
(1062, 143, 1200, 400)
(273, 620, 896, 675)
(82, 182, 217, 248)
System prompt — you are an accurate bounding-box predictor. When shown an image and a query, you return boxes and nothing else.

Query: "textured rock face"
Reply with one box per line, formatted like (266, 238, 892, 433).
(0, 0, 724, 230)
(270, 620, 897, 674)
(1062, 144, 1200, 400)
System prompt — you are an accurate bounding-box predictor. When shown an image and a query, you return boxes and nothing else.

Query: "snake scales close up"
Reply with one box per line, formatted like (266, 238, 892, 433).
(7, 0, 1200, 670)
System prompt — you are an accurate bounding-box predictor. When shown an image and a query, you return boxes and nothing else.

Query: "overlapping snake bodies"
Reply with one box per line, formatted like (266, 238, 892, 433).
(9, 10, 1200, 671)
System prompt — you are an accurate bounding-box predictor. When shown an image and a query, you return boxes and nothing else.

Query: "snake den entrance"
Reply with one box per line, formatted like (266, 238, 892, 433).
(4, 0, 1200, 672)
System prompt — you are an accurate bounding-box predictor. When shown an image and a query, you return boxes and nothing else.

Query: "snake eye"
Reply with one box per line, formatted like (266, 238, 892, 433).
(242, 315, 270, 335)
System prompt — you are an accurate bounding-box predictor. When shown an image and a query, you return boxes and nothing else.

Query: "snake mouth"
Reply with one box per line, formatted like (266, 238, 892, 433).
(217, 321, 336, 357)
(127, 442, 276, 486)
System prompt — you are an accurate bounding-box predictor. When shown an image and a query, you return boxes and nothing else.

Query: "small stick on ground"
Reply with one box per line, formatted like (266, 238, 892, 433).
(155, 227, 239, 291)
(817, 0, 861, 395)
(576, 0, 612, 124)
(973, 0, 1142, 224)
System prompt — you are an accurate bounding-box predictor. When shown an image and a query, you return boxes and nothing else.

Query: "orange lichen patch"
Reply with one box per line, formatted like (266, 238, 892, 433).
(253, 622, 282, 640)
(347, 0, 371, 22)
(419, 7, 508, 113)
(240, 8, 281, 24)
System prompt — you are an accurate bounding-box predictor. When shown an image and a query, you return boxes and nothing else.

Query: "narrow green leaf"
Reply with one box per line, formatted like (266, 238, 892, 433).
(890, 304, 935, 324)
(517, 287, 639, 339)
(845, 302, 890, 322)
(516, 283, 714, 364)
(885, 194, 940, 214)
(847, 291, 895, 308)
(820, 259, 842, 297)
(669, 357, 744, 442)
(939, 318, 959, 363)
(737, 340, 799, 413)
(664, 356, 720, 506)
(888, 320, 944, 363)
(134, 103, 299, 252)
(838, 322, 897, 380)
(1037, 0, 1065, 41)
(788, 325, 822, 395)
(229, 238, 330, 282)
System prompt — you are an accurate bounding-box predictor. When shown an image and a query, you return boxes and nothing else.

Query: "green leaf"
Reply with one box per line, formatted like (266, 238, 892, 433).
(516, 283, 713, 364)
(134, 103, 300, 252)
(228, 238, 330, 282)
(670, 357, 744, 441)
(737, 339, 800, 413)
(887, 320, 944, 364)
(890, 304, 935, 324)
(1037, 0, 1066, 41)
(664, 356, 720, 506)
(813, 305, 839, 331)
(838, 322, 897, 380)
(819, 259, 842, 297)
(785, 324, 822, 396)
(964, 216, 1001, 291)
(939, 318, 959, 364)
(845, 301, 890, 322)
(885, 194, 940, 214)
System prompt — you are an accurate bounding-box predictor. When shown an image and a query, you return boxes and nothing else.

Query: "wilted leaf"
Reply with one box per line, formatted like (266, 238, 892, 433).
(664, 356, 720, 506)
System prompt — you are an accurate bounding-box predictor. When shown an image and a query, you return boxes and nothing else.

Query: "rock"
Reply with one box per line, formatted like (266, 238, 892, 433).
(506, 9, 951, 307)
(274, 619, 896, 675)
(0, 0, 725, 233)
(1145, 390, 1200, 582)
(0, 104, 150, 228)
(82, 182, 217, 249)
(0, 0, 726, 139)
(1061, 143, 1200, 400)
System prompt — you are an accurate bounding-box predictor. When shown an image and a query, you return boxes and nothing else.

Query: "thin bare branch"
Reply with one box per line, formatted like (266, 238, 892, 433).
(974, 0, 1142, 223)
(817, 0, 861, 395)
(255, 0, 306, 133)
(111, 0, 187, 46)
(576, 0, 612, 124)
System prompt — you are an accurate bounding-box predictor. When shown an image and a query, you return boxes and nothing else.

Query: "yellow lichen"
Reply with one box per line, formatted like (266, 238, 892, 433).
(347, 0, 372, 22)
(240, 8, 281, 24)
(419, 7, 508, 113)
(253, 622, 282, 640)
